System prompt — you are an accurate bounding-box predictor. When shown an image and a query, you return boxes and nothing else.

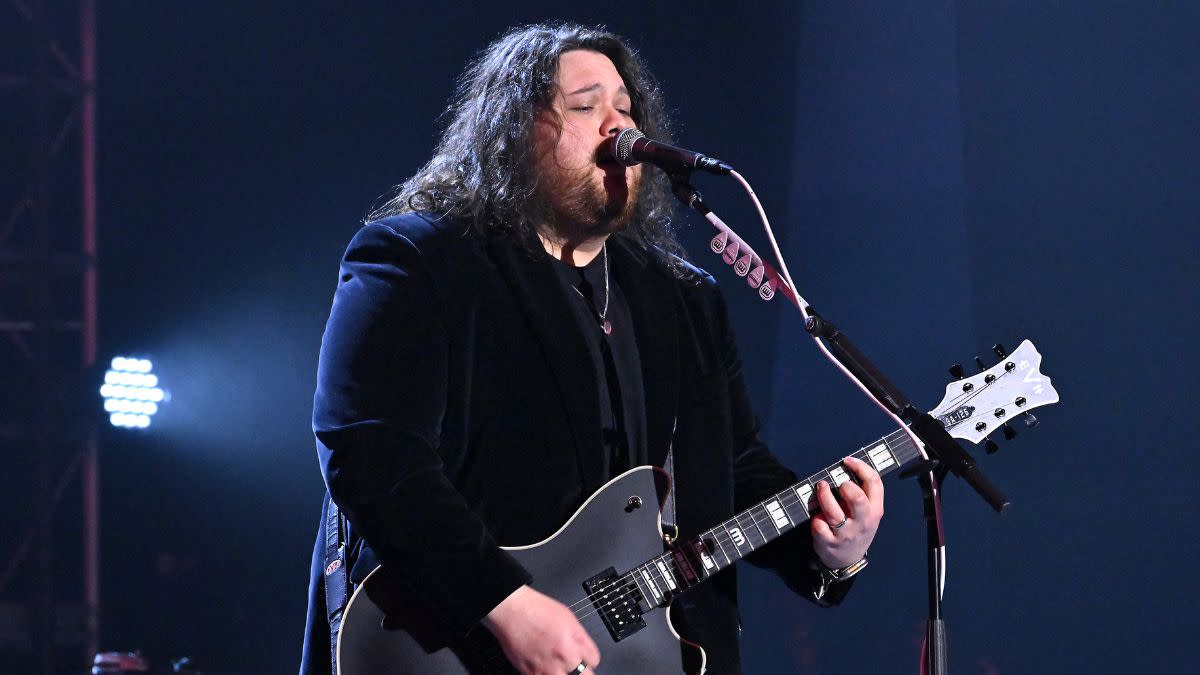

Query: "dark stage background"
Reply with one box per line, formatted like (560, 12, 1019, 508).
(3, 1, 1197, 673)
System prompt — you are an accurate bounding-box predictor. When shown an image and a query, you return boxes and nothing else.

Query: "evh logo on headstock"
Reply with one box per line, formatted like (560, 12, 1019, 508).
(937, 405, 976, 428)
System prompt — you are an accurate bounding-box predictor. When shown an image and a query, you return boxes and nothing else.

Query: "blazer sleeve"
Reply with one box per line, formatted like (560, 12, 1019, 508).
(711, 285, 857, 607)
(313, 221, 531, 635)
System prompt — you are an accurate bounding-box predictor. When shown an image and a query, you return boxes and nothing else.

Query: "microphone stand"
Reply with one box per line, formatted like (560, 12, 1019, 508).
(670, 174, 1009, 675)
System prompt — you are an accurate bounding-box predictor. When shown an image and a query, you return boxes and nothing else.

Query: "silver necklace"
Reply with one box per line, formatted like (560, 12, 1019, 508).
(570, 243, 612, 335)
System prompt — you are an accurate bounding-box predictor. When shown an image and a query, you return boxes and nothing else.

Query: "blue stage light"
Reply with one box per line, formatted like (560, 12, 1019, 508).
(100, 356, 166, 429)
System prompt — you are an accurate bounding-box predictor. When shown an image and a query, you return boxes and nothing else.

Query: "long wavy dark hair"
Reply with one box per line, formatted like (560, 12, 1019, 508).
(369, 23, 686, 266)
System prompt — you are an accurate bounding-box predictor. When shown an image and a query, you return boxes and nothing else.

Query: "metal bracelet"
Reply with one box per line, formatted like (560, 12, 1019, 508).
(823, 554, 869, 583)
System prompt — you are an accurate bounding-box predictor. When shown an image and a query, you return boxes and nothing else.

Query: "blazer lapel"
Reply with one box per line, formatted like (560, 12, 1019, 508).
(609, 238, 680, 470)
(487, 237, 606, 491)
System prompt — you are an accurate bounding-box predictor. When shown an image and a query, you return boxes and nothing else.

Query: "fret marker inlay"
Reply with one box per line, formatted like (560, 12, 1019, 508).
(728, 527, 746, 547)
(656, 561, 677, 590)
(765, 500, 790, 529)
(641, 569, 661, 601)
(867, 443, 895, 471)
(797, 484, 816, 512)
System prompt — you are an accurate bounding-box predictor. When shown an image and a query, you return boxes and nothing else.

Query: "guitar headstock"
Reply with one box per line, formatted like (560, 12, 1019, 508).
(929, 339, 1059, 446)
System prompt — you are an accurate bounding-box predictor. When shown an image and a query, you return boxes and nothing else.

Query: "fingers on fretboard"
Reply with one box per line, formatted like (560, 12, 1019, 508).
(798, 442, 898, 515)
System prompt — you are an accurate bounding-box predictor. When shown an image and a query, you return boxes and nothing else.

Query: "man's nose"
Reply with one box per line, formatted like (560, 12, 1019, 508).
(601, 106, 626, 137)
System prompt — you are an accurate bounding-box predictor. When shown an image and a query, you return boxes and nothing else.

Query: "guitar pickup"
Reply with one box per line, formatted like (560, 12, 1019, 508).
(582, 567, 646, 642)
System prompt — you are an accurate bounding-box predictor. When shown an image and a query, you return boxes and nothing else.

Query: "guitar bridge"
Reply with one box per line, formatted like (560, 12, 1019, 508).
(582, 567, 646, 642)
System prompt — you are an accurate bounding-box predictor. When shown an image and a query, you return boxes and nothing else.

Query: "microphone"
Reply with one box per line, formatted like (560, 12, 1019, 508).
(611, 128, 733, 175)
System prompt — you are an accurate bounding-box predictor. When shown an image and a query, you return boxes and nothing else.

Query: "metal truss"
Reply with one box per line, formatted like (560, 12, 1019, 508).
(0, 1, 98, 673)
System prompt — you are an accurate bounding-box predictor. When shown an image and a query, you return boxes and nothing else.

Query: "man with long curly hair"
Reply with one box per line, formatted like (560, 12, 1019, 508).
(302, 23, 883, 675)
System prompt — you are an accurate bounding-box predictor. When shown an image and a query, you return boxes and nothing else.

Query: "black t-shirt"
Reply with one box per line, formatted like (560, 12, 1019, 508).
(549, 246, 648, 479)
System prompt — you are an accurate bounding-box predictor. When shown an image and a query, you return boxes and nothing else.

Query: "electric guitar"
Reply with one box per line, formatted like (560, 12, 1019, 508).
(337, 340, 1059, 674)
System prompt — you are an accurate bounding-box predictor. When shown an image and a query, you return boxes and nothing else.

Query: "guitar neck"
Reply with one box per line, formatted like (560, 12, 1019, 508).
(628, 429, 922, 607)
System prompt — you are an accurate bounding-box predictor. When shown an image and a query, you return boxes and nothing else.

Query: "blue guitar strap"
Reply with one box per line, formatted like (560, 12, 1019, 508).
(322, 494, 349, 673)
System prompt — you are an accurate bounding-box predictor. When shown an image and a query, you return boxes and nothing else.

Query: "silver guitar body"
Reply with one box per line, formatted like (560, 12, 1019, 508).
(336, 466, 705, 674)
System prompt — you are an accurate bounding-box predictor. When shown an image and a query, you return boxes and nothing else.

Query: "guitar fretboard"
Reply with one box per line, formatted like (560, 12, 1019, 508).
(625, 429, 921, 608)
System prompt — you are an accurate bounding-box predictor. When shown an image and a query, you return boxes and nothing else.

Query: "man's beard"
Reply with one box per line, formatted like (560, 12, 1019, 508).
(536, 159, 642, 241)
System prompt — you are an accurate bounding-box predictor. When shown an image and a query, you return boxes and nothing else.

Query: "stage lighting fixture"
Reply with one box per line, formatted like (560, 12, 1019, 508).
(99, 356, 166, 429)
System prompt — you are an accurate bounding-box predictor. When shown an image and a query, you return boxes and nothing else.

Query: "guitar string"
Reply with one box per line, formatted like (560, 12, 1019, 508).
(551, 368, 1019, 619)
(562, 443, 894, 625)
(482, 485, 849, 667)
(559, 483, 835, 638)
(557, 425, 918, 618)
(563, 405, 963, 625)
(471, 370, 1027, 670)
(481, 374, 1024, 668)
(560, 480, 819, 618)
(565, 365, 1017, 619)
(562, 416, 929, 609)
(563, 370, 1015, 622)
(562, 449, 913, 627)
(483, 487, 870, 668)
(569, 476, 845, 621)
(521, 372, 1024, 631)
(481, 462, 892, 670)
(483, 463, 880, 670)
(496, 381, 1030, 671)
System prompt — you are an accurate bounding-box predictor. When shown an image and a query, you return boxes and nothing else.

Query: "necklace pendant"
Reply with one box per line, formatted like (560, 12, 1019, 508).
(602, 319, 613, 335)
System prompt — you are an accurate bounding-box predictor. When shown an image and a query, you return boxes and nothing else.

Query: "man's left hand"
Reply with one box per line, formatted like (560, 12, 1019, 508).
(810, 455, 884, 569)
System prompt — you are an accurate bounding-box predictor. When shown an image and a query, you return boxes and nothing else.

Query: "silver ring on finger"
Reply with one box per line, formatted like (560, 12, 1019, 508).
(830, 515, 849, 531)
(569, 662, 587, 674)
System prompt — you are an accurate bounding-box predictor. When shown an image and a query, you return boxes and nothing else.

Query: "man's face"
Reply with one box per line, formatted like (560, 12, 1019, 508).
(532, 49, 643, 239)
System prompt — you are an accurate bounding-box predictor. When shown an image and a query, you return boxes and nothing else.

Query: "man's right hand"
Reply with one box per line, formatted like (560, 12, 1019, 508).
(482, 584, 601, 675)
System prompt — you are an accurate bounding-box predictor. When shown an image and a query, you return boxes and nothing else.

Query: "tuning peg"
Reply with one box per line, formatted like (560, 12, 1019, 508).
(974, 356, 987, 372)
(992, 343, 1008, 359)
(948, 363, 964, 380)
(1022, 411, 1039, 428)
(984, 437, 999, 454)
(1002, 423, 1017, 440)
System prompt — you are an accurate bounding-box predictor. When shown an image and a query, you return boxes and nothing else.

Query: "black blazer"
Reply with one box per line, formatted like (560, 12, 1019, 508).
(301, 213, 850, 673)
